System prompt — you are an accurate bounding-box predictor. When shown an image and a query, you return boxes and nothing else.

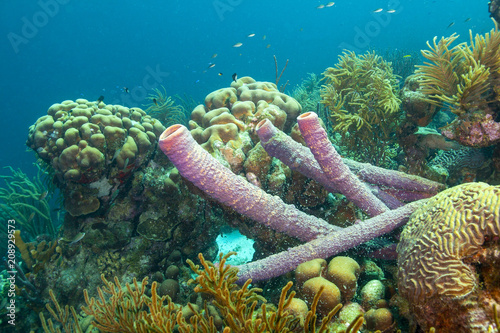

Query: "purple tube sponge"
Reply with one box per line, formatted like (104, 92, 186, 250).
(256, 119, 444, 198)
(158, 125, 340, 242)
(236, 199, 424, 283)
(297, 112, 389, 217)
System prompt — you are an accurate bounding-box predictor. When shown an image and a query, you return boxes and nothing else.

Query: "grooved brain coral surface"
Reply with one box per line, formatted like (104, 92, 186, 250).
(397, 182, 500, 302)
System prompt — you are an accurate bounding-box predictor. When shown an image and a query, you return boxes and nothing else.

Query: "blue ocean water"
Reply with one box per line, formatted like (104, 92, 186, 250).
(0, 0, 491, 175)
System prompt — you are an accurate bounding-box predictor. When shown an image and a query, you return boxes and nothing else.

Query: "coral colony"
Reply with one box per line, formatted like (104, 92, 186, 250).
(4, 25, 500, 332)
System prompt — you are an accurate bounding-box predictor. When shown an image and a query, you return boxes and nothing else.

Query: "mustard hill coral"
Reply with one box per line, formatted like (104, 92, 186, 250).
(416, 24, 500, 147)
(27, 99, 165, 216)
(397, 182, 500, 331)
(320, 50, 403, 166)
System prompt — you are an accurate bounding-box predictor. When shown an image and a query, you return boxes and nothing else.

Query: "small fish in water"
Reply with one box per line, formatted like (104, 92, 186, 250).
(27, 212, 35, 223)
(123, 158, 130, 170)
(59, 232, 86, 245)
(262, 35, 266, 40)
(218, 72, 223, 76)
(326, 2, 335, 7)
(233, 42, 243, 47)
(212, 53, 218, 58)
(387, 9, 396, 13)
(39, 191, 48, 201)
(447, 22, 455, 28)
(112, 148, 122, 162)
(123, 87, 129, 93)
(69, 232, 85, 245)
(403, 54, 412, 58)
(317, 4, 325, 9)
(208, 63, 216, 69)
(153, 98, 158, 106)
(266, 44, 271, 48)
(247, 33, 255, 37)
(373, 8, 383, 13)
(232, 73, 238, 82)
(97, 95, 104, 103)
(464, 18, 471, 22)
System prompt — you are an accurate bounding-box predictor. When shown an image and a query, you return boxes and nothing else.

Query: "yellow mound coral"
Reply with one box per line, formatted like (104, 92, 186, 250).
(320, 51, 403, 166)
(397, 182, 500, 331)
(416, 23, 500, 147)
(27, 99, 165, 216)
(189, 76, 301, 173)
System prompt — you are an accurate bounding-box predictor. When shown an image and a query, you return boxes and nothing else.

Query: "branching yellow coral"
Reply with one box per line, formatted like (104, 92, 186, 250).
(417, 23, 500, 114)
(416, 22, 500, 147)
(320, 50, 402, 166)
(41, 253, 345, 332)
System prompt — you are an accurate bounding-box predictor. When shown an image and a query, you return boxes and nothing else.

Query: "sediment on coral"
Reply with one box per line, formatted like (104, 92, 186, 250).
(320, 50, 403, 167)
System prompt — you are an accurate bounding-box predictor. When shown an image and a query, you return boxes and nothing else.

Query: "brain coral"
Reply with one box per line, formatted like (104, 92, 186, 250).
(27, 99, 165, 216)
(397, 182, 500, 331)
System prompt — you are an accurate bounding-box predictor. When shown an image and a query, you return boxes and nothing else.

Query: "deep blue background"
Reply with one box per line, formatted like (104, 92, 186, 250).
(0, 0, 492, 176)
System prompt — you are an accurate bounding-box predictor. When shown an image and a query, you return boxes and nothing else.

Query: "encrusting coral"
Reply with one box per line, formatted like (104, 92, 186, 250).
(26, 99, 165, 216)
(320, 50, 403, 166)
(416, 23, 500, 147)
(397, 182, 500, 331)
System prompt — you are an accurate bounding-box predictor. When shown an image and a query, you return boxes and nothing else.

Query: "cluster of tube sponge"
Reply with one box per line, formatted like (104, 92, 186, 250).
(158, 112, 444, 282)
